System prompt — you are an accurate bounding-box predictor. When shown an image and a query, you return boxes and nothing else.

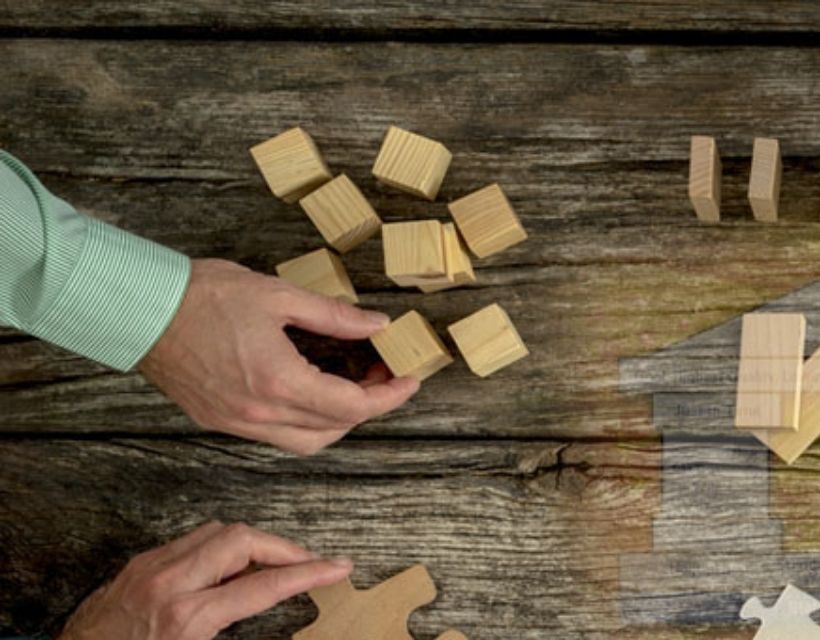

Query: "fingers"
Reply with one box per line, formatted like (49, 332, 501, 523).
(291, 368, 419, 424)
(200, 558, 354, 633)
(171, 523, 318, 591)
(360, 362, 391, 388)
(280, 286, 389, 340)
(145, 521, 225, 567)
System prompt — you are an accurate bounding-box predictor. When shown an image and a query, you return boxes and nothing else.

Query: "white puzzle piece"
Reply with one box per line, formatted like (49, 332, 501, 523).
(741, 584, 820, 639)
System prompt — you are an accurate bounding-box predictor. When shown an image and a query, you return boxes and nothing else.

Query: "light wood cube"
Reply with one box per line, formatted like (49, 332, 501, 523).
(748, 137, 782, 222)
(275, 248, 358, 304)
(299, 174, 382, 253)
(418, 223, 476, 293)
(688, 135, 722, 222)
(372, 126, 452, 200)
(250, 127, 332, 204)
(383, 220, 446, 287)
(448, 183, 527, 258)
(370, 310, 453, 381)
(448, 303, 529, 377)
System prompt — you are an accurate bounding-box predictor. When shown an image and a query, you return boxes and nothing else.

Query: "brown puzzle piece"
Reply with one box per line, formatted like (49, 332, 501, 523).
(292, 564, 467, 640)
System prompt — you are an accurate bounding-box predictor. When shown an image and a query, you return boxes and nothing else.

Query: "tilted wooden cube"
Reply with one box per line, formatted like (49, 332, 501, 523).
(448, 303, 529, 377)
(372, 126, 452, 200)
(382, 220, 447, 287)
(299, 174, 382, 253)
(250, 127, 332, 204)
(447, 183, 527, 258)
(370, 311, 453, 381)
(418, 222, 476, 293)
(275, 248, 358, 304)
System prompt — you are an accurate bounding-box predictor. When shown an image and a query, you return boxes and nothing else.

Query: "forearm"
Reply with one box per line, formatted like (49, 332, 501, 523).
(0, 150, 191, 370)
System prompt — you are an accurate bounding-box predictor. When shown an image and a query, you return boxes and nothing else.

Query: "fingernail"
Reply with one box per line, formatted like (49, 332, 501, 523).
(329, 556, 353, 568)
(365, 311, 390, 328)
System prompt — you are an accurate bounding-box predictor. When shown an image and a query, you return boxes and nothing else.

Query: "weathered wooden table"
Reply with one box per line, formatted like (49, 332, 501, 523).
(4, 3, 820, 638)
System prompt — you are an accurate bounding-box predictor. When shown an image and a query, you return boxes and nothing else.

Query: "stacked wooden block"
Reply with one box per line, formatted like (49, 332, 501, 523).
(735, 312, 820, 464)
(688, 135, 782, 222)
(251, 125, 530, 382)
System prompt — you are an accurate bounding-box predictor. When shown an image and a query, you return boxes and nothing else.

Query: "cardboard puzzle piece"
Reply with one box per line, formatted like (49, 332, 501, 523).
(418, 223, 476, 293)
(370, 310, 453, 381)
(741, 584, 820, 639)
(447, 183, 527, 259)
(383, 220, 447, 287)
(275, 248, 358, 304)
(735, 313, 805, 431)
(753, 347, 820, 464)
(372, 126, 452, 200)
(688, 135, 722, 222)
(250, 127, 332, 204)
(448, 303, 529, 377)
(299, 174, 382, 253)
(293, 564, 467, 640)
(749, 137, 783, 222)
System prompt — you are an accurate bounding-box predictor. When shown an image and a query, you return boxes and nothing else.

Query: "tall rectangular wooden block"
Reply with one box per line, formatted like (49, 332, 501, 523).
(448, 303, 529, 377)
(382, 220, 446, 287)
(688, 135, 721, 222)
(372, 126, 452, 200)
(299, 174, 382, 253)
(275, 248, 358, 304)
(447, 183, 527, 258)
(370, 311, 453, 381)
(748, 137, 782, 222)
(418, 222, 476, 293)
(735, 313, 805, 431)
(250, 127, 332, 204)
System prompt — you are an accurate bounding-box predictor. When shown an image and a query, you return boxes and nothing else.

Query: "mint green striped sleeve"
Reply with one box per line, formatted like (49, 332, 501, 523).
(0, 150, 191, 371)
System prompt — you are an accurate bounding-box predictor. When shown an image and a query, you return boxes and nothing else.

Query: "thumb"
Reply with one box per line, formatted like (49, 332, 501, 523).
(282, 286, 390, 339)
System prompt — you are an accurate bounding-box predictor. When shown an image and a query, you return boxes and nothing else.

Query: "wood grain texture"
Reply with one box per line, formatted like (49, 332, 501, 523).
(1, 1, 820, 34)
(5, 28, 820, 640)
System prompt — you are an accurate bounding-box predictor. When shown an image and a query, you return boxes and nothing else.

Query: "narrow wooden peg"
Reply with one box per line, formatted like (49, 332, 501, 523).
(748, 137, 782, 222)
(688, 135, 721, 222)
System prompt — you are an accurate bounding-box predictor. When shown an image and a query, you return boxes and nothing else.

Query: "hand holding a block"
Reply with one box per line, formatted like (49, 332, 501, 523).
(139, 259, 419, 455)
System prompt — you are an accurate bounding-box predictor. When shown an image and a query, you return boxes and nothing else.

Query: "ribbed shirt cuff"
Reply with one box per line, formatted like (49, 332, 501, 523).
(29, 217, 191, 371)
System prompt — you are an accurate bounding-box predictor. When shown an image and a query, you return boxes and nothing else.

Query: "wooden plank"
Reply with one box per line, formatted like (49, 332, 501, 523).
(5, 42, 820, 179)
(2, 1, 820, 34)
(5, 437, 820, 637)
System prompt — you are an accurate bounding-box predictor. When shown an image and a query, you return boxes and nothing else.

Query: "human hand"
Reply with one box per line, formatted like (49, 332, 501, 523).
(58, 521, 352, 640)
(139, 258, 419, 454)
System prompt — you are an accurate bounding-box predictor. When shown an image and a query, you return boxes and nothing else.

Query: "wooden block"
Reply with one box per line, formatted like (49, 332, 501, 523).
(299, 174, 382, 253)
(370, 310, 453, 381)
(418, 223, 476, 293)
(752, 348, 820, 464)
(448, 303, 529, 377)
(372, 126, 452, 200)
(293, 564, 468, 640)
(735, 313, 805, 431)
(382, 220, 446, 287)
(748, 137, 782, 222)
(447, 183, 527, 259)
(688, 135, 722, 222)
(275, 248, 358, 304)
(250, 127, 332, 204)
